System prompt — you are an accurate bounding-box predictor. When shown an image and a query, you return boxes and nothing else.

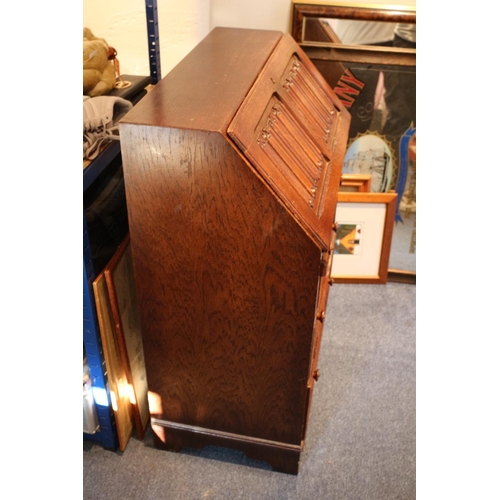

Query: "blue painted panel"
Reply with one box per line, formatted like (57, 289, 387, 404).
(145, 0, 161, 83)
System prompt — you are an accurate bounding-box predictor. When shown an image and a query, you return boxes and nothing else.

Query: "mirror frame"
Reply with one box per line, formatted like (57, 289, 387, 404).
(291, 2, 416, 66)
(290, 2, 416, 284)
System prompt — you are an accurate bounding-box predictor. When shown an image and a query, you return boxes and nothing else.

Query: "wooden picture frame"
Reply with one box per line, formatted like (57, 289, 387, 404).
(331, 192, 397, 283)
(104, 234, 149, 440)
(339, 173, 372, 192)
(92, 272, 134, 451)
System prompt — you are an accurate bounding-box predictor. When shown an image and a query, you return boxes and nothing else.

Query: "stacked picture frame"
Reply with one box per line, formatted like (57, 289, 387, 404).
(332, 182, 397, 284)
(92, 235, 149, 450)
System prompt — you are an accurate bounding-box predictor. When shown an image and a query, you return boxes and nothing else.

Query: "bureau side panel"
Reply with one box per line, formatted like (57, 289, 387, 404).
(120, 124, 320, 446)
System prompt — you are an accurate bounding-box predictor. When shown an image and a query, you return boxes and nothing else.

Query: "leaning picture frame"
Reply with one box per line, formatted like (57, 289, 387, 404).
(104, 234, 150, 440)
(331, 192, 397, 284)
(93, 271, 134, 451)
(339, 173, 372, 192)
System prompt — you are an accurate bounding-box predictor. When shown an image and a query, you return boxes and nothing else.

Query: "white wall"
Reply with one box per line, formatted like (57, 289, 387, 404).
(83, 0, 416, 78)
(83, 0, 210, 78)
(209, 0, 415, 34)
(210, 0, 293, 33)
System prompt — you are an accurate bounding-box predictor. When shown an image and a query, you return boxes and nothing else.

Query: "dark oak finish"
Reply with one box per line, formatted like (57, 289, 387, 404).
(228, 34, 350, 251)
(151, 419, 302, 475)
(119, 28, 350, 474)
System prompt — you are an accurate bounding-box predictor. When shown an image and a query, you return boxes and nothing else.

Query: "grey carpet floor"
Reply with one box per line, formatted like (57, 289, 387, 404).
(83, 282, 416, 500)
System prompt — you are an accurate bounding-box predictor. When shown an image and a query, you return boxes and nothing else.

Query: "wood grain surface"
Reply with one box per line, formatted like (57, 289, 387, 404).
(120, 28, 282, 134)
(119, 28, 349, 473)
(121, 127, 320, 445)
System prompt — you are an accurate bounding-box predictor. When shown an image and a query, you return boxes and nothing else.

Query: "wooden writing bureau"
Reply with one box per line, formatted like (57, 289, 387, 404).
(119, 27, 350, 474)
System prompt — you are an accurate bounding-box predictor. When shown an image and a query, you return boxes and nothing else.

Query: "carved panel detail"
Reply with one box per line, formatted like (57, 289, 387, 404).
(282, 55, 340, 146)
(257, 96, 331, 213)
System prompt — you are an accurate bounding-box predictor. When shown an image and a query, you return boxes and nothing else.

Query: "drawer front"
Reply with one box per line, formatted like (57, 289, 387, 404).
(301, 243, 334, 441)
(310, 253, 332, 381)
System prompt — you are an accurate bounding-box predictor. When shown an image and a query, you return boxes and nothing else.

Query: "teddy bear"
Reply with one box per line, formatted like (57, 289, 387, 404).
(83, 28, 117, 97)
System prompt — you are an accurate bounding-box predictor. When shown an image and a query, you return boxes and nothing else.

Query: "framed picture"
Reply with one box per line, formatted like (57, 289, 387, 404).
(331, 192, 397, 283)
(339, 173, 372, 192)
(104, 234, 150, 440)
(291, 2, 416, 283)
(93, 271, 134, 451)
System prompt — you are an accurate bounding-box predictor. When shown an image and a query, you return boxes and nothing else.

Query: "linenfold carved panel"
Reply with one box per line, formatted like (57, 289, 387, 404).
(281, 55, 339, 148)
(228, 34, 350, 250)
(256, 95, 331, 213)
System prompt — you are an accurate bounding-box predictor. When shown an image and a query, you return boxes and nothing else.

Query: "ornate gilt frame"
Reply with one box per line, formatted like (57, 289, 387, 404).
(290, 1, 416, 66)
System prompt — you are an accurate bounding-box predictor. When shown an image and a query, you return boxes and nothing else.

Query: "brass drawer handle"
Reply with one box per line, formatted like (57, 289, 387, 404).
(316, 310, 326, 322)
(313, 369, 320, 381)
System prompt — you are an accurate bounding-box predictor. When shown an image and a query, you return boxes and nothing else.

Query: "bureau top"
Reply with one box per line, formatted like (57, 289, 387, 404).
(120, 27, 282, 133)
